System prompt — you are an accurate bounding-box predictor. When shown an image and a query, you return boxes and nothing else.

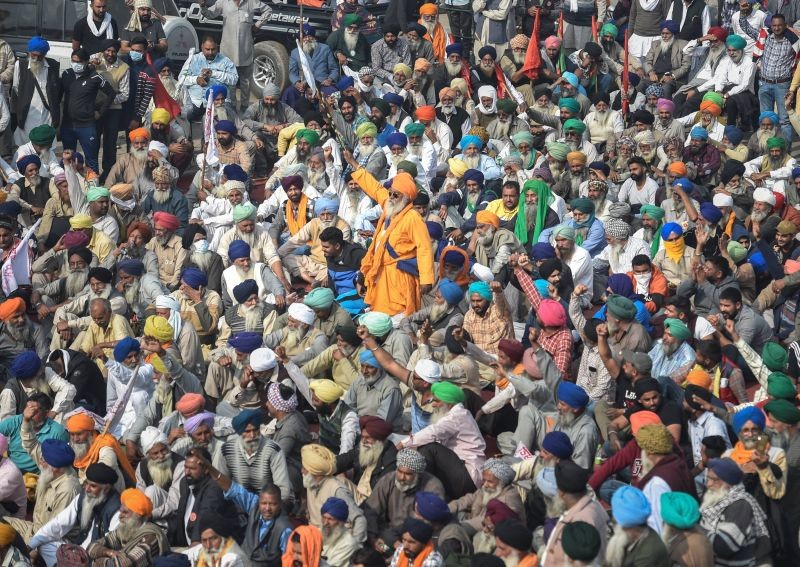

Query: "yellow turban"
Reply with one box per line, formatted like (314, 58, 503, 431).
(476, 210, 500, 229)
(448, 158, 468, 178)
(567, 151, 587, 165)
(144, 315, 174, 344)
(151, 108, 171, 125)
(150, 354, 166, 374)
(69, 214, 93, 229)
(121, 488, 153, 517)
(309, 379, 344, 403)
(0, 524, 17, 546)
(301, 444, 336, 476)
(393, 63, 412, 78)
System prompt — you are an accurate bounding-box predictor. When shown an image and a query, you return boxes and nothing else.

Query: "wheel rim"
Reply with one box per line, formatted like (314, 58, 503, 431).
(253, 55, 277, 90)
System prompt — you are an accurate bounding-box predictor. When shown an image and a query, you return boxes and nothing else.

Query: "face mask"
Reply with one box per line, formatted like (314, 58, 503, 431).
(129, 51, 144, 62)
(634, 273, 652, 287)
(72, 63, 85, 74)
(193, 239, 210, 254)
(535, 466, 558, 498)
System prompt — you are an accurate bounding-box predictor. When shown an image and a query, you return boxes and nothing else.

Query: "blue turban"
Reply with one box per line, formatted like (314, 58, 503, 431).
(206, 84, 228, 101)
(661, 222, 683, 239)
(16, 154, 41, 174)
(154, 555, 191, 567)
(699, 202, 722, 224)
(673, 177, 693, 191)
(460, 135, 483, 151)
(403, 518, 434, 543)
(314, 196, 340, 215)
(27, 36, 50, 54)
(724, 125, 744, 146)
(215, 120, 237, 134)
(463, 169, 484, 185)
(442, 250, 466, 266)
(41, 439, 75, 468)
(386, 132, 407, 148)
(359, 349, 382, 368)
(542, 431, 574, 459)
(233, 279, 258, 304)
(793, 167, 800, 180)
(759, 111, 779, 125)
(426, 221, 443, 241)
(302, 23, 316, 36)
(0, 202, 21, 219)
(117, 259, 144, 277)
(660, 19, 679, 34)
(383, 92, 404, 107)
(228, 240, 251, 261)
(321, 497, 349, 521)
(690, 126, 709, 140)
(114, 336, 140, 362)
(415, 492, 452, 522)
(534, 279, 550, 297)
(732, 406, 766, 433)
(627, 71, 641, 88)
(611, 486, 651, 527)
(228, 332, 262, 353)
(468, 281, 493, 302)
(181, 267, 208, 289)
(557, 381, 589, 409)
(438, 279, 464, 305)
(223, 164, 248, 182)
(336, 76, 355, 91)
(561, 71, 579, 88)
(532, 243, 557, 260)
(445, 43, 463, 56)
(231, 408, 264, 434)
(11, 351, 41, 380)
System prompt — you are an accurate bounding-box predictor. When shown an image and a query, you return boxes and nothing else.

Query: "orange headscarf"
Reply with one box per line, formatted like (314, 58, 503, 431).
(282, 525, 323, 567)
(0, 298, 25, 321)
(128, 127, 150, 142)
(73, 432, 136, 486)
(419, 4, 446, 63)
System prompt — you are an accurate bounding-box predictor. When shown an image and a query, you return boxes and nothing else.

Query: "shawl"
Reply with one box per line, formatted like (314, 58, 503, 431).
(286, 195, 309, 235)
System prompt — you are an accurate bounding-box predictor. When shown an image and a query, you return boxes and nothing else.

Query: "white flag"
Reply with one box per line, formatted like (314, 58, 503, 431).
(203, 89, 218, 165)
(1, 219, 40, 295)
(296, 39, 318, 97)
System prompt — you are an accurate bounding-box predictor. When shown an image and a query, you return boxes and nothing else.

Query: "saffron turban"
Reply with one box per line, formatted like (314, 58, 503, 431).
(121, 488, 153, 517)
(153, 211, 180, 231)
(175, 393, 205, 415)
(667, 161, 688, 176)
(66, 413, 96, 433)
(391, 172, 417, 199)
(0, 298, 25, 321)
(699, 100, 722, 116)
(301, 444, 337, 476)
(476, 210, 500, 229)
(419, 2, 438, 14)
(415, 105, 436, 122)
(414, 58, 431, 72)
(128, 127, 150, 141)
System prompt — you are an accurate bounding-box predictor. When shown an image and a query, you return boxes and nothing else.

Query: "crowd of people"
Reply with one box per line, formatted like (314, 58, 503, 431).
(0, 0, 799, 565)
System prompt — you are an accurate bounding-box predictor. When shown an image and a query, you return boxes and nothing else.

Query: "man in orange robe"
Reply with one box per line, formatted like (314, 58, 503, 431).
(419, 3, 449, 64)
(344, 153, 434, 317)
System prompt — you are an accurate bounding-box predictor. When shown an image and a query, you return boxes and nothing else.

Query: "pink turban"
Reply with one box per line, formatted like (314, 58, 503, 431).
(656, 98, 675, 112)
(544, 36, 562, 49)
(538, 299, 566, 327)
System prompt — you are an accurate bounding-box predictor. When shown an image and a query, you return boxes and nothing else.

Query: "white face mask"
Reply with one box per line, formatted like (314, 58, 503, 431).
(634, 272, 652, 290)
(193, 239, 210, 254)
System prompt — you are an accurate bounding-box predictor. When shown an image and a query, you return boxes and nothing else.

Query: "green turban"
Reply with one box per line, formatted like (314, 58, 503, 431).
(561, 522, 602, 563)
(562, 118, 586, 134)
(359, 311, 393, 337)
(553, 225, 576, 241)
(496, 98, 517, 114)
(701, 91, 725, 108)
(431, 381, 465, 404)
(570, 197, 594, 214)
(767, 372, 797, 400)
(546, 141, 570, 161)
(762, 341, 788, 371)
(404, 122, 425, 137)
(86, 186, 110, 202)
(468, 281, 493, 302)
(371, 98, 391, 115)
(660, 492, 700, 529)
(296, 128, 321, 146)
(355, 121, 378, 139)
(517, 179, 553, 245)
(397, 160, 418, 178)
(342, 13, 362, 26)
(511, 131, 534, 148)
(727, 241, 748, 263)
(558, 97, 581, 114)
(304, 287, 336, 310)
(640, 205, 665, 222)
(767, 137, 786, 150)
(29, 124, 56, 146)
(600, 23, 618, 38)
(664, 317, 691, 340)
(232, 202, 257, 223)
(726, 34, 746, 50)
(765, 399, 800, 424)
(606, 295, 637, 320)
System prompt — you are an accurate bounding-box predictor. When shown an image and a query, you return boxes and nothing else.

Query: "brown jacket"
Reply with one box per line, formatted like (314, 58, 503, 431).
(542, 494, 609, 565)
(666, 527, 714, 567)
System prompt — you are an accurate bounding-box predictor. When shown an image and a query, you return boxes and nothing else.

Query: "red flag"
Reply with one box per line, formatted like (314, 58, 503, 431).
(494, 65, 507, 99)
(591, 15, 598, 42)
(146, 53, 182, 119)
(522, 7, 542, 79)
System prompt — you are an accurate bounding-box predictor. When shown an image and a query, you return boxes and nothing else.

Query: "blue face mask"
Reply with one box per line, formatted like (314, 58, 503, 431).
(72, 63, 85, 74)
(193, 239, 210, 254)
(129, 50, 144, 62)
(536, 465, 558, 498)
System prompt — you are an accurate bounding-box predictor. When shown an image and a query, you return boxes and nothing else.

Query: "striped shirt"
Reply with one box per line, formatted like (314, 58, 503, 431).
(214, 436, 294, 501)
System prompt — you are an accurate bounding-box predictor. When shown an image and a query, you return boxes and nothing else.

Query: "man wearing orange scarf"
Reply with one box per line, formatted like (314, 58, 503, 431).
(418, 4, 448, 64)
(268, 175, 313, 244)
(494, 520, 538, 567)
(389, 518, 441, 567)
(344, 153, 434, 317)
(283, 525, 324, 567)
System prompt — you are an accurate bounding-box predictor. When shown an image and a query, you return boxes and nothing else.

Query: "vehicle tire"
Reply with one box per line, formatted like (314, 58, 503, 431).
(251, 41, 289, 97)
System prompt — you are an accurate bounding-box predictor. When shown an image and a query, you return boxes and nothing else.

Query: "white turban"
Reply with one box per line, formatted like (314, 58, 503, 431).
(148, 141, 169, 158)
(287, 303, 315, 325)
(225, 180, 246, 194)
(250, 348, 278, 372)
(753, 187, 776, 206)
(712, 194, 734, 208)
(155, 295, 182, 342)
(141, 426, 168, 455)
(470, 263, 495, 282)
(414, 359, 442, 383)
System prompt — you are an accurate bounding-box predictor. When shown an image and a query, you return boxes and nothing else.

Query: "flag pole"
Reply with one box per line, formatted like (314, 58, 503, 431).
(622, 30, 630, 120)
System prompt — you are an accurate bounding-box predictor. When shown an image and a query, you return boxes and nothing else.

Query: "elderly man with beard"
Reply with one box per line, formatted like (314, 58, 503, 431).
(264, 128, 323, 194)
(141, 165, 189, 230)
(218, 210, 288, 288)
(449, 459, 523, 537)
(334, 414, 393, 500)
(29, 462, 120, 567)
(700, 457, 771, 566)
(117, 221, 159, 275)
(639, 21, 689, 99)
(747, 112, 782, 159)
(0, 351, 76, 422)
(326, 14, 372, 75)
(682, 127, 721, 184)
(190, 177, 247, 246)
(104, 128, 151, 186)
(5, 438, 79, 543)
(540, 200, 606, 258)
(470, 210, 526, 276)
(32, 244, 93, 321)
(11, 154, 50, 227)
(554, 152, 588, 202)
(745, 136, 797, 195)
(315, 497, 358, 567)
(116, 258, 166, 323)
(130, 141, 180, 201)
(263, 303, 326, 366)
(62, 151, 119, 242)
(594, 219, 650, 288)
(633, 205, 666, 256)
(133, 427, 185, 522)
(266, 383, 311, 492)
(647, 316, 696, 380)
(338, 348, 403, 429)
(205, 331, 261, 411)
(403, 124, 437, 183)
(604, 486, 669, 567)
(0, 298, 48, 369)
(457, 135, 502, 180)
(184, 514, 246, 567)
(147, 108, 193, 173)
(584, 93, 625, 150)
(487, 99, 530, 149)
(434, 65, 472, 139)
(37, 172, 73, 240)
(170, 266, 222, 345)
(288, 24, 339, 92)
(146, 212, 188, 291)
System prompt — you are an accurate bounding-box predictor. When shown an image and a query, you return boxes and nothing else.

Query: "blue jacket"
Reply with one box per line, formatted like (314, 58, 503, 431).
(538, 219, 607, 258)
(289, 43, 340, 85)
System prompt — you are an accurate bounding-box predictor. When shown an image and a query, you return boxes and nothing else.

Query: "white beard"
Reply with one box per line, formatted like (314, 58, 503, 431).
(65, 270, 89, 297)
(463, 154, 480, 169)
(357, 142, 376, 156)
(430, 404, 450, 424)
(493, 120, 511, 139)
(395, 478, 418, 493)
(89, 285, 112, 300)
(605, 528, 632, 567)
(556, 410, 577, 428)
(751, 210, 768, 223)
(152, 188, 171, 204)
(639, 449, 655, 476)
(479, 227, 495, 246)
(80, 492, 106, 531)
(124, 279, 141, 306)
(358, 441, 384, 468)
(323, 524, 345, 548)
(384, 196, 410, 219)
(234, 265, 252, 280)
(441, 102, 456, 115)
(408, 142, 423, 158)
(147, 455, 174, 489)
(473, 529, 496, 554)
(235, 229, 257, 247)
(240, 303, 264, 331)
(282, 326, 307, 350)
(701, 486, 728, 510)
(115, 516, 145, 544)
(445, 61, 462, 76)
(391, 153, 407, 167)
(343, 30, 359, 52)
(72, 440, 90, 461)
(36, 464, 55, 503)
(132, 148, 149, 165)
(308, 168, 327, 191)
(28, 59, 43, 73)
(239, 436, 261, 456)
(302, 40, 317, 55)
(501, 553, 521, 567)
(191, 250, 214, 272)
(512, 52, 526, 65)
(608, 242, 623, 268)
(660, 39, 673, 54)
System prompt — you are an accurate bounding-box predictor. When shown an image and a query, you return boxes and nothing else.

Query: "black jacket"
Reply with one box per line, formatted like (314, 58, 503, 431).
(62, 349, 106, 415)
(168, 475, 237, 547)
(58, 68, 117, 128)
(335, 440, 397, 488)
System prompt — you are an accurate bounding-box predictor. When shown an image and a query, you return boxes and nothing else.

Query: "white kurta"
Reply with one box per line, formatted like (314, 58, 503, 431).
(12, 60, 52, 146)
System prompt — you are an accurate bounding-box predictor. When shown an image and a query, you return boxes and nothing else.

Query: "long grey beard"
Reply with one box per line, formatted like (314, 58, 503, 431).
(758, 129, 776, 151)
(463, 155, 480, 169)
(391, 153, 406, 167)
(605, 528, 632, 567)
(302, 41, 317, 55)
(308, 169, 327, 191)
(235, 230, 257, 247)
(408, 142, 423, 158)
(473, 529, 496, 554)
(283, 326, 306, 350)
(594, 109, 611, 126)
(234, 266, 252, 280)
(357, 143, 376, 156)
(384, 196, 410, 219)
(429, 301, 449, 321)
(152, 189, 171, 204)
(493, 120, 511, 139)
(132, 148, 149, 165)
(751, 210, 768, 223)
(6, 322, 26, 342)
(72, 440, 90, 460)
(240, 304, 264, 331)
(89, 286, 112, 301)
(191, 251, 213, 272)
(358, 441, 383, 468)
(36, 465, 55, 503)
(65, 270, 89, 297)
(641, 226, 654, 243)
(115, 516, 145, 543)
(445, 61, 462, 76)
(590, 196, 606, 213)
(323, 524, 345, 548)
(639, 449, 655, 476)
(660, 39, 673, 54)
(147, 456, 173, 489)
(556, 410, 577, 428)
(608, 243, 622, 268)
(239, 436, 261, 455)
(80, 493, 106, 531)
(29, 59, 43, 73)
(124, 280, 141, 306)
(343, 31, 359, 52)
(661, 340, 679, 357)
(512, 53, 526, 65)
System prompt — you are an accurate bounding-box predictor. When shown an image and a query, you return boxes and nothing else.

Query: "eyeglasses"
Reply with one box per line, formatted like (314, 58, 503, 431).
(388, 191, 404, 199)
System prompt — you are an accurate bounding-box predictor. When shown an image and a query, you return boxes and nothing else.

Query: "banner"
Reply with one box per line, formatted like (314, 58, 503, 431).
(296, 39, 318, 97)
(203, 89, 218, 165)
(1, 219, 40, 295)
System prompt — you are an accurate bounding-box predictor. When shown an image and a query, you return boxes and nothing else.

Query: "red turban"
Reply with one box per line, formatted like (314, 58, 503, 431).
(153, 212, 180, 231)
(0, 298, 25, 321)
(538, 299, 566, 327)
(359, 416, 393, 440)
(127, 220, 152, 242)
(708, 26, 728, 43)
(485, 499, 520, 525)
(416, 106, 436, 121)
(175, 393, 205, 416)
(498, 339, 525, 363)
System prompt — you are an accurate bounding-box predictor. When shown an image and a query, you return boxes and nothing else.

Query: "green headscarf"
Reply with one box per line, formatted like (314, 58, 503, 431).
(517, 179, 553, 245)
(640, 204, 665, 257)
(569, 198, 595, 246)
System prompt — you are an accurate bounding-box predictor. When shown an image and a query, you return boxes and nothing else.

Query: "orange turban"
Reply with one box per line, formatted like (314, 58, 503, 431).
(416, 105, 436, 121)
(685, 369, 712, 390)
(630, 410, 661, 435)
(0, 298, 25, 321)
(128, 127, 150, 142)
(567, 151, 587, 165)
(66, 413, 96, 433)
(699, 100, 722, 116)
(419, 3, 438, 14)
(667, 162, 688, 176)
(390, 172, 418, 200)
(120, 488, 153, 517)
(476, 210, 501, 229)
(439, 87, 457, 100)
(175, 393, 205, 416)
(414, 58, 431, 72)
